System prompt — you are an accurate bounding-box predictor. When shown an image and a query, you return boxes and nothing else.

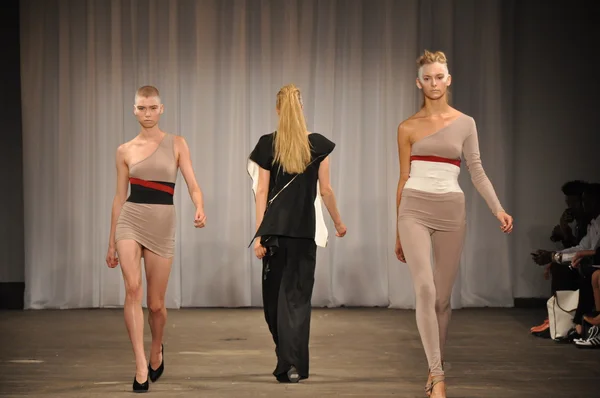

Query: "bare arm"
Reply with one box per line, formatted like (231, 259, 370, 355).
(318, 156, 343, 227)
(176, 136, 204, 211)
(108, 145, 129, 248)
(255, 166, 270, 234)
(396, 123, 411, 240)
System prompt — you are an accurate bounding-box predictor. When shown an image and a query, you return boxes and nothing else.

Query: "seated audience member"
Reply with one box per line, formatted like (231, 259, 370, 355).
(573, 248, 600, 348)
(530, 180, 589, 335)
(550, 180, 589, 249)
(580, 247, 600, 326)
(532, 183, 600, 340)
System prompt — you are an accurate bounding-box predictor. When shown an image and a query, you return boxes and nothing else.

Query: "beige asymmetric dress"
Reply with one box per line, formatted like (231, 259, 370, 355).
(115, 133, 178, 258)
(397, 113, 505, 379)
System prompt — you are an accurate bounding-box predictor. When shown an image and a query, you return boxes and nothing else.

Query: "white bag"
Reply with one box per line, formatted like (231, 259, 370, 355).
(547, 289, 579, 340)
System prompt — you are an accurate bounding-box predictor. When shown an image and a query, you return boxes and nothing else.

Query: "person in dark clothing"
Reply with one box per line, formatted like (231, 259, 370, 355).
(565, 184, 600, 337)
(533, 183, 600, 339)
(550, 180, 589, 249)
(548, 181, 589, 294)
(530, 180, 588, 335)
(247, 83, 347, 383)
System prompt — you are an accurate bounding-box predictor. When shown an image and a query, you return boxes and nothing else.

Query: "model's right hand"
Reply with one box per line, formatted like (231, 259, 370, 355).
(194, 207, 206, 228)
(395, 238, 406, 262)
(106, 246, 119, 268)
(254, 238, 266, 259)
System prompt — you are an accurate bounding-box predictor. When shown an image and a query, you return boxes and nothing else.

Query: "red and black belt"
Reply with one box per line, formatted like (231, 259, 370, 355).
(127, 177, 175, 205)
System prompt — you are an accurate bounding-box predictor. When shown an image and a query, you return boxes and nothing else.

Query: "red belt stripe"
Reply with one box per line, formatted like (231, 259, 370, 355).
(410, 155, 461, 167)
(129, 178, 174, 195)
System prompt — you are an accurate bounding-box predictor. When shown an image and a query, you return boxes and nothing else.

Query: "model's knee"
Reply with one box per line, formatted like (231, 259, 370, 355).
(125, 281, 143, 301)
(416, 282, 436, 303)
(435, 297, 451, 314)
(148, 299, 165, 314)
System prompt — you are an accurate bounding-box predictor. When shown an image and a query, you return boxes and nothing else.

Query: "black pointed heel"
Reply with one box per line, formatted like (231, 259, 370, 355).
(148, 344, 164, 383)
(133, 375, 149, 393)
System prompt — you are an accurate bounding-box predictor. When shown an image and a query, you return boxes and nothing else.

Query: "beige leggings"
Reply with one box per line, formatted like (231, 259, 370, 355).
(398, 219, 466, 377)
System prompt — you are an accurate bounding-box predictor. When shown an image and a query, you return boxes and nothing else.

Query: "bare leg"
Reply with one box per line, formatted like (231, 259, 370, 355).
(116, 239, 147, 383)
(144, 248, 173, 370)
(592, 271, 600, 311)
(583, 271, 600, 325)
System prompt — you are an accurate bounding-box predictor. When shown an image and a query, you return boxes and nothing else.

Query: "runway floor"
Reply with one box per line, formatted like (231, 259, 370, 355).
(0, 307, 598, 397)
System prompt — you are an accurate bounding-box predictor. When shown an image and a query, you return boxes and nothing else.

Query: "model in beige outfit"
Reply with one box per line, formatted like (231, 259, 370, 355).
(395, 51, 514, 397)
(105, 86, 206, 393)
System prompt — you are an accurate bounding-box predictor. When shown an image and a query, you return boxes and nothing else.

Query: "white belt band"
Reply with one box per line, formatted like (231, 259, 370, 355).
(404, 160, 463, 194)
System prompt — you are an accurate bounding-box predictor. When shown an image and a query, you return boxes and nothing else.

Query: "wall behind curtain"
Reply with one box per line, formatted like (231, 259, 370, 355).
(512, 0, 600, 298)
(0, 0, 25, 310)
(19, 0, 521, 309)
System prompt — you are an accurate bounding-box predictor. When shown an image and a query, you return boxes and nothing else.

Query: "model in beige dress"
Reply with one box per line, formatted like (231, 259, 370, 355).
(105, 86, 206, 393)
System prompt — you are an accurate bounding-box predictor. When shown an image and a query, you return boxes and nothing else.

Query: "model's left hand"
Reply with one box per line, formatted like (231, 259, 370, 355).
(194, 207, 206, 228)
(496, 211, 513, 234)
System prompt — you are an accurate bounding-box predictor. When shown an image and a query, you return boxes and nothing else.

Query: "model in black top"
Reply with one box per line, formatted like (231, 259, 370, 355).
(248, 83, 346, 383)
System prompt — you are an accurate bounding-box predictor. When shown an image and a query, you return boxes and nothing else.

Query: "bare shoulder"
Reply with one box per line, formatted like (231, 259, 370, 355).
(116, 135, 146, 164)
(397, 113, 422, 139)
(116, 140, 133, 161)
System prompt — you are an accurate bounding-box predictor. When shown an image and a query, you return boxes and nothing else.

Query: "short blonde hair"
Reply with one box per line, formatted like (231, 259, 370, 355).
(135, 85, 161, 103)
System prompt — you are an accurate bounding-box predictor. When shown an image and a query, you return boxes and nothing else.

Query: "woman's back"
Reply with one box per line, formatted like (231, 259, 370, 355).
(249, 131, 335, 241)
(249, 83, 345, 384)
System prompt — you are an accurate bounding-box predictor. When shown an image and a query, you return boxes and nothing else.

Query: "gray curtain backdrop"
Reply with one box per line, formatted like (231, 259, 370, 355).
(19, 0, 593, 310)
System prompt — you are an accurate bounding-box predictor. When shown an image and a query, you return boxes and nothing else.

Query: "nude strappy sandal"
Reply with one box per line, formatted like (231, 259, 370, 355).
(425, 376, 445, 397)
(425, 361, 445, 396)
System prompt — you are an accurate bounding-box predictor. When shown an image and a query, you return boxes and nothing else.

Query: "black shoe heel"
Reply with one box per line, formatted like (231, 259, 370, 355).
(133, 376, 149, 393)
(148, 344, 164, 383)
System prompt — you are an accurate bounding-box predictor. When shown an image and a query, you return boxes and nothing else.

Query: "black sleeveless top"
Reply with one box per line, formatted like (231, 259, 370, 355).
(249, 132, 335, 242)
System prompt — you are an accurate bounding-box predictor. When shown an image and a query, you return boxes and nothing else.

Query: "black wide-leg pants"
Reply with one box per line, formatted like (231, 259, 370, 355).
(261, 236, 317, 379)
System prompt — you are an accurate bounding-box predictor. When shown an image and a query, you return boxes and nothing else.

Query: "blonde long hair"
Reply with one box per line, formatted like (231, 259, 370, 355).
(273, 84, 311, 174)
